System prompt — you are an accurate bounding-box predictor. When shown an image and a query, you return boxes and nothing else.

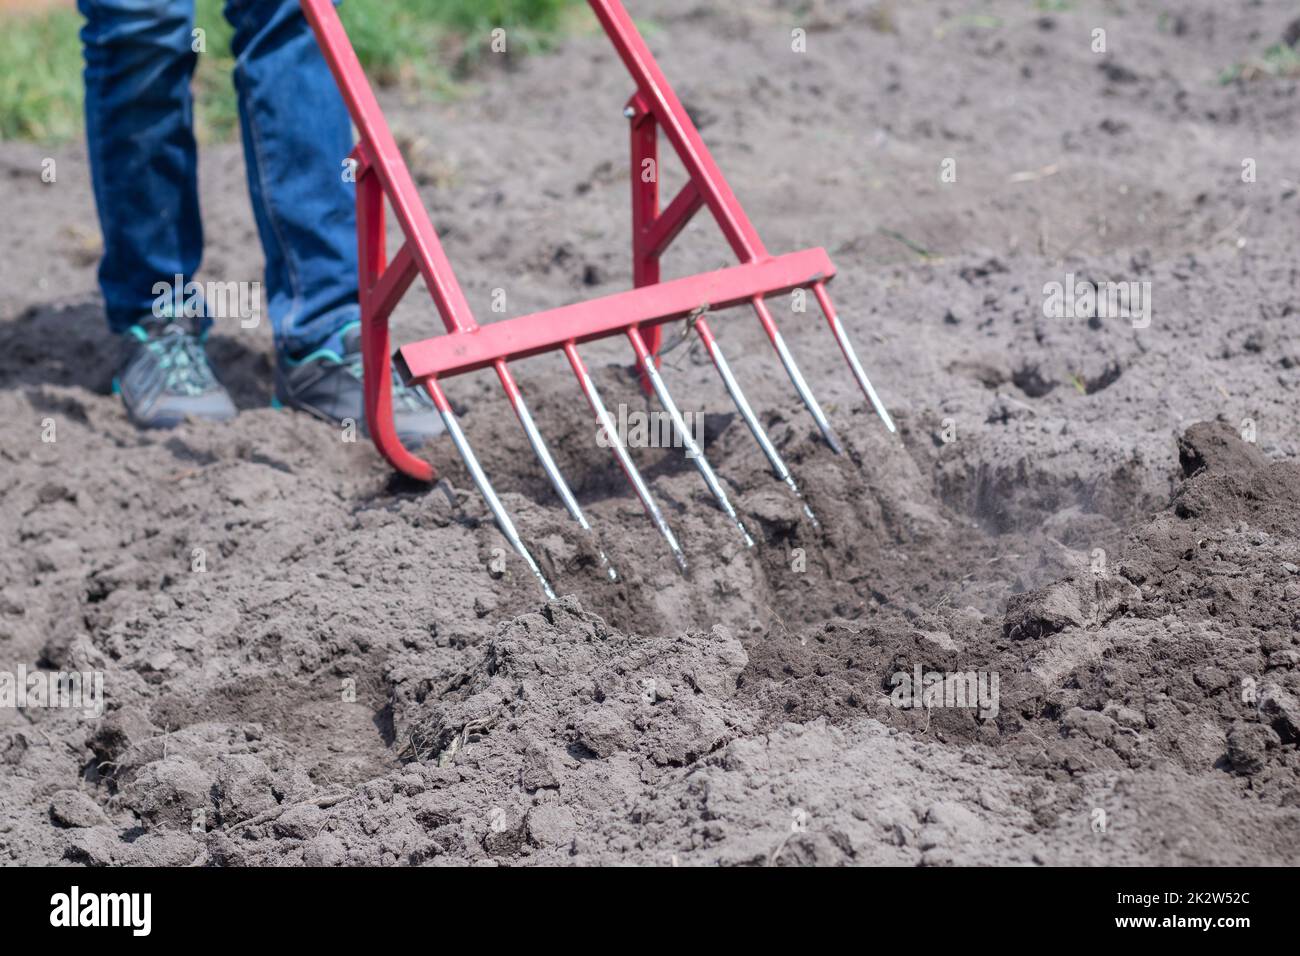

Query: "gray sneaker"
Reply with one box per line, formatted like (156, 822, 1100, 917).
(274, 323, 444, 451)
(115, 320, 237, 429)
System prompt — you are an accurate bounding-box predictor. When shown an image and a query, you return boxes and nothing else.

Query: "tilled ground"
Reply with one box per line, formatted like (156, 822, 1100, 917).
(1, 0, 1299, 865)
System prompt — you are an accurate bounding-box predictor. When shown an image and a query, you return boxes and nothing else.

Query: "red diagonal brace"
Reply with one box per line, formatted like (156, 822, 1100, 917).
(641, 181, 703, 260)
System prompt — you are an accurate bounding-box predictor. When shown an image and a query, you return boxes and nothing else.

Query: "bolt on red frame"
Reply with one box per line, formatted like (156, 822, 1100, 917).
(299, 0, 896, 597)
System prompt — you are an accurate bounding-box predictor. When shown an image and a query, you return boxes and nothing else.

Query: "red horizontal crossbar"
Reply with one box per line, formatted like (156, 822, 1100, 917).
(395, 247, 835, 382)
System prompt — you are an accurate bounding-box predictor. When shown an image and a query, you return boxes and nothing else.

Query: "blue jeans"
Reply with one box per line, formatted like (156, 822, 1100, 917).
(79, 0, 359, 359)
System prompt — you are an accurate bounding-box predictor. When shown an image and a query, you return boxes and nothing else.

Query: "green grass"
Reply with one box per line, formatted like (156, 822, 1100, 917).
(0, 8, 84, 140)
(0, 0, 581, 143)
(1220, 42, 1300, 84)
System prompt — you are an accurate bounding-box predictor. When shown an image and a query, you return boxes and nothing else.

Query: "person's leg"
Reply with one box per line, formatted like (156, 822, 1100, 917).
(223, 0, 357, 360)
(79, 0, 204, 333)
(224, 0, 442, 448)
(80, 0, 235, 428)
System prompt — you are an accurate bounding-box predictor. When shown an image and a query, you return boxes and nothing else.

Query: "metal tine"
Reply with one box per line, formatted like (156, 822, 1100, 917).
(562, 340, 689, 575)
(627, 327, 754, 548)
(811, 282, 896, 434)
(691, 317, 819, 527)
(492, 359, 618, 582)
(422, 377, 558, 600)
(749, 296, 845, 455)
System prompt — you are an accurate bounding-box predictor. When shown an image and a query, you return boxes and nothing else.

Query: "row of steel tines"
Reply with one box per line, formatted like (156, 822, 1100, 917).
(420, 280, 895, 599)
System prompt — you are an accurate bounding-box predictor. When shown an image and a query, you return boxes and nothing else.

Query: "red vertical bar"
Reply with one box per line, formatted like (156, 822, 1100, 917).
(630, 107, 660, 287)
(629, 101, 662, 390)
(356, 163, 434, 482)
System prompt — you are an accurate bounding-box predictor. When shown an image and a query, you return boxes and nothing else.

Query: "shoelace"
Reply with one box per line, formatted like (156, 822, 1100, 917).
(343, 350, 434, 414)
(148, 325, 218, 396)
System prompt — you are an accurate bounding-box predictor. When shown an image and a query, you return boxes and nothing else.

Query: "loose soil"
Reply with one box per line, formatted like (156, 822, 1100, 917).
(2, 0, 1299, 865)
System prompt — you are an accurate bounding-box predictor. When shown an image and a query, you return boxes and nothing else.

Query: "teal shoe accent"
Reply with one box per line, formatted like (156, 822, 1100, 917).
(270, 396, 283, 410)
(286, 346, 345, 368)
(115, 319, 236, 428)
(286, 319, 360, 367)
(273, 320, 443, 450)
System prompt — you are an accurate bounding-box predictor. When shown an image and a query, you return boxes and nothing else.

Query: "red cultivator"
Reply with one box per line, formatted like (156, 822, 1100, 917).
(300, 0, 896, 597)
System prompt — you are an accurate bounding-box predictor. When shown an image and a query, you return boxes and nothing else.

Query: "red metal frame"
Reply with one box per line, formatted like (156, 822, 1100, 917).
(298, 0, 872, 484)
